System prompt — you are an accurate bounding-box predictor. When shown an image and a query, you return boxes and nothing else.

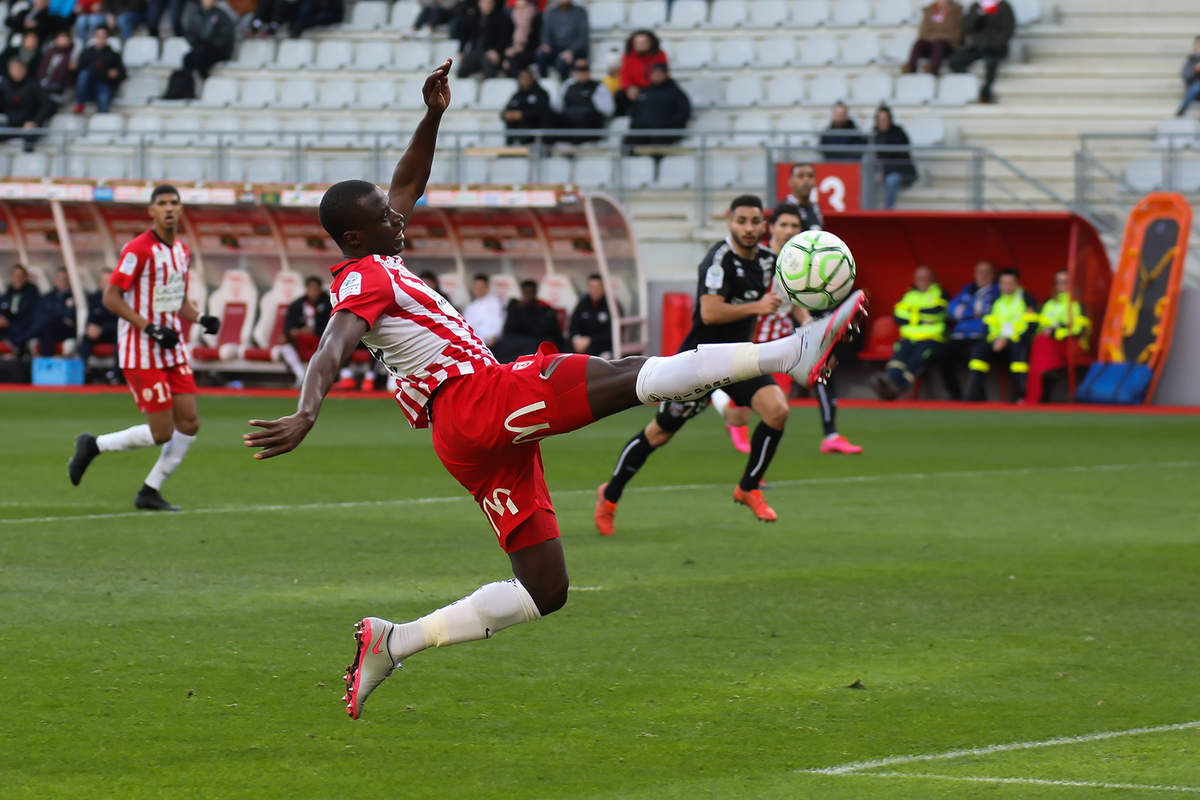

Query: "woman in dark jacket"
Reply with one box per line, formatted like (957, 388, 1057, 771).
(457, 0, 513, 79)
(872, 106, 917, 210)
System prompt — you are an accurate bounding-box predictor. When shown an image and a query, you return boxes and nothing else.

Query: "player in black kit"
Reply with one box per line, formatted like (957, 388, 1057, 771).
(594, 195, 790, 531)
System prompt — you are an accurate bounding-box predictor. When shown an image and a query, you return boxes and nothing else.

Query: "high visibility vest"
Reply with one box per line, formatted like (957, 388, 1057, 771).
(1038, 292, 1091, 341)
(983, 291, 1037, 342)
(893, 284, 947, 342)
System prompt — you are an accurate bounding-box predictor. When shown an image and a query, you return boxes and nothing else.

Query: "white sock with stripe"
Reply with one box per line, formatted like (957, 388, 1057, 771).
(387, 579, 541, 663)
(635, 337, 803, 404)
(96, 424, 156, 453)
(279, 344, 304, 380)
(144, 430, 196, 491)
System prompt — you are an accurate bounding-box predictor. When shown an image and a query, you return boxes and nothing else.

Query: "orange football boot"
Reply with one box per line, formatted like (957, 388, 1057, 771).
(594, 483, 616, 536)
(733, 486, 778, 522)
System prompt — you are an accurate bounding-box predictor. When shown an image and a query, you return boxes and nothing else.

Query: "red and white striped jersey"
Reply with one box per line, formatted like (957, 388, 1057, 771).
(328, 254, 498, 429)
(109, 230, 191, 370)
(754, 274, 795, 343)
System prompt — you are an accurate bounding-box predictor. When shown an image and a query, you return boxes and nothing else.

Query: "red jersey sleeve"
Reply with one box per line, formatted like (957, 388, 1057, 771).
(110, 240, 145, 291)
(331, 261, 393, 328)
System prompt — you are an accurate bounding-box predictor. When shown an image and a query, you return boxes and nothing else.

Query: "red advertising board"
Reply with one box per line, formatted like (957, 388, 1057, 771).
(774, 162, 862, 214)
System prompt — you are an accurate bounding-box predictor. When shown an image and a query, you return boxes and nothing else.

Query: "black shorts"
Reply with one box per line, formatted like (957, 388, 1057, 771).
(654, 374, 777, 434)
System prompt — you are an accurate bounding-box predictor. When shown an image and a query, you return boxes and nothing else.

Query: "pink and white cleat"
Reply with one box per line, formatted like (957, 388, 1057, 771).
(726, 424, 751, 454)
(343, 616, 398, 719)
(787, 290, 868, 388)
(820, 434, 863, 454)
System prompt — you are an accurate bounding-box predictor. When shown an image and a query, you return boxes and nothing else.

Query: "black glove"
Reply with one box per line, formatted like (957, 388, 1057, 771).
(144, 323, 180, 350)
(200, 314, 220, 335)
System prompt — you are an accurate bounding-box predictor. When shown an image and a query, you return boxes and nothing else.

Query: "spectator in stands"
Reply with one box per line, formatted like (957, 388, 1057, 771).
(819, 102, 867, 162)
(948, 0, 1014, 104)
(965, 267, 1037, 402)
(457, 0, 514, 79)
(0, 59, 53, 152)
(536, 0, 588, 81)
(869, 265, 947, 400)
(2, 32, 44, 72)
(145, 0, 185, 37)
(945, 259, 999, 399)
(79, 267, 119, 382)
(0, 264, 40, 354)
(37, 30, 73, 106)
(26, 267, 75, 357)
(411, 0, 456, 37)
(873, 105, 917, 210)
(72, 26, 125, 114)
(1027, 269, 1090, 403)
(552, 58, 613, 143)
(501, 67, 553, 146)
(493, 279, 564, 362)
(462, 273, 505, 347)
(1177, 36, 1200, 116)
(501, 0, 540, 77)
(290, 0, 342, 38)
(624, 62, 690, 152)
(6, 0, 57, 44)
(568, 273, 613, 357)
(181, 0, 235, 79)
(618, 29, 667, 116)
(279, 276, 332, 387)
(248, 0, 295, 37)
(74, 0, 107, 43)
(108, 0, 147, 42)
(905, 0, 963, 75)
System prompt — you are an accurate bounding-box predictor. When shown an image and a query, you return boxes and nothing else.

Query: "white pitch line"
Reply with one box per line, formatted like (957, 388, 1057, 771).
(3, 460, 1197, 526)
(847, 772, 1200, 794)
(806, 720, 1200, 775)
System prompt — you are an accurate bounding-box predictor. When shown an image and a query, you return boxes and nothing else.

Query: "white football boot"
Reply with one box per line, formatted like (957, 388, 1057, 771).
(787, 289, 868, 388)
(343, 617, 398, 719)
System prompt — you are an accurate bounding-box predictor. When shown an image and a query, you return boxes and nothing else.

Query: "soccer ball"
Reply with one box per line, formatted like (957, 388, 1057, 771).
(774, 230, 856, 311)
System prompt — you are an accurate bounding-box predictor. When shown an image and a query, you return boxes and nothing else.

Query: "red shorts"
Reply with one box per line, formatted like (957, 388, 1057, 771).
(430, 345, 594, 553)
(125, 365, 196, 413)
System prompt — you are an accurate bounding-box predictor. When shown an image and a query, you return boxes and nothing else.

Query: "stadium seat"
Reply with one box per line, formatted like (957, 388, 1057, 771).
(858, 316, 898, 361)
(872, 0, 914, 26)
(347, 0, 388, 30)
(706, 154, 739, 188)
(233, 38, 274, 68)
(127, 113, 164, 145)
(118, 75, 162, 105)
(764, 75, 805, 107)
(1153, 118, 1199, 149)
(162, 114, 197, 145)
(537, 156, 573, 184)
(755, 37, 796, 68)
(276, 39, 315, 71)
(431, 37, 458, 64)
(195, 76, 238, 107)
(488, 274, 519, 303)
(710, 0, 747, 27)
(732, 111, 774, 146)
(193, 269, 257, 362)
(313, 79, 355, 110)
(395, 40, 432, 71)
(242, 157, 290, 183)
(243, 271, 303, 361)
(1008, 0, 1041, 24)
(396, 77, 429, 110)
(353, 40, 393, 71)
(588, 1, 625, 31)
(791, 0, 830, 25)
(356, 78, 398, 110)
(879, 35, 911, 65)
(671, 39, 714, 71)
(682, 76, 723, 109)
(320, 117, 362, 148)
(933, 73, 978, 106)
(666, 0, 706, 29)
(240, 77, 279, 108)
(1171, 160, 1200, 192)
(155, 154, 206, 183)
(621, 156, 655, 189)
(1124, 159, 1163, 192)
(77, 151, 127, 181)
(84, 113, 124, 144)
(656, 155, 698, 189)
(122, 35, 159, 68)
(437, 271, 467, 308)
(894, 73, 936, 105)
(828, 0, 868, 26)
(477, 77, 514, 110)
(749, 0, 788, 26)
(906, 116, 947, 146)
(841, 30, 881, 66)
(538, 274, 578, 319)
(158, 36, 189, 66)
(48, 114, 84, 138)
(797, 34, 837, 67)
(242, 115, 281, 147)
(389, 0, 419, 28)
(315, 39, 352, 70)
(807, 73, 848, 107)
(712, 37, 755, 69)
(574, 156, 613, 187)
(489, 157, 532, 185)
(278, 78, 317, 109)
(849, 72, 892, 106)
(202, 113, 239, 147)
(627, 0, 667, 28)
(738, 155, 767, 189)
(724, 74, 763, 107)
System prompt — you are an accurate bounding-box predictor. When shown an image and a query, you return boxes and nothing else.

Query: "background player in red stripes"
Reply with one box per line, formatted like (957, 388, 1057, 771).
(242, 60, 867, 719)
(67, 185, 221, 510)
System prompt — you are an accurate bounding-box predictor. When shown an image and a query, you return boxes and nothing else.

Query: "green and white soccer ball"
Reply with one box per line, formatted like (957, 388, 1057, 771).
(775, 230, 857, 311)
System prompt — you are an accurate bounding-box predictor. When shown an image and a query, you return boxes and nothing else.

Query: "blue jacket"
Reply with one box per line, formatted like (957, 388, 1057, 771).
(946, 281, 999, 340)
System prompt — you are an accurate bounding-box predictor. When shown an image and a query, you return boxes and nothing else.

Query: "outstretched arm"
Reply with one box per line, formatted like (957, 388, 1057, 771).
(244, 310, 368, 459)
(388, 59, 452, 223)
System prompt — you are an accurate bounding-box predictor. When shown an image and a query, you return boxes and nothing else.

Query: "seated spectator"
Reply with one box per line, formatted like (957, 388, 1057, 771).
(108, 0, 148, 42)
(1027, 269, 1091, 403)
(568, 273, 614, 357)
(624, 62, 690, 151)
(457, 0, 513, 80)
(905, 0, 963, 75)
(0, 59, 53, 153)
(493, 279, 564, 362)
(74, 0, 106, 43)
(248, 0, 295, 37)
(501, 0, 540, 77)
(948, 0, 1014, 104)
(37, 30, 73, 105)
(552, 58, 613, 143)
(501, 68, 553, 146)
(0, 264, 41, 354)
(536, 0, 588, 81)
(291, 0, 343, 38)
(783, 163, 823, 229)
(869, 265, 948, 400)
(618, 29, 666, 116)
(79, 267, 119, 382)
(965, 268, 1037, 402)
(1, 32, 44, 72)
(27, 267, 76, 356)
(943, 259, 999, 399)
(872, 105, 917, 210)
(6, 0, 57, 44)
(146, 0, 185, 37)
(411, 0, 456, 37)
(462, 273, 504, 347)
(819, 102, 868, 162)
(279, 276, 332, 387)
(1177, 35, 1200, 116)
(181, 0, 234, 79)
(73, 26, 125, 114)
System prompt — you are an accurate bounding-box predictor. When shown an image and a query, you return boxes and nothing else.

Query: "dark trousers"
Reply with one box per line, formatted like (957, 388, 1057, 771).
(906, 39, 954, 74)
(291, 1, 341, 36)
(458, 47, 502, 79)
(536, 46, 580, 80)
(75, 70, 115, 113)
(182, 42, 232, 79)
(948, 45, 1005, 98)
(965, 338, 1029, 402)
(886, 338, 942, 392)
(146, 0, 185, 36)
(413, 5, 453, 29)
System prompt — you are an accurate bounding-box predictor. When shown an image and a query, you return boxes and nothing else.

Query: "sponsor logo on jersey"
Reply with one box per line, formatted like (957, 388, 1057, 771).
(119, 252, 138, 276)
(337, 271, 363, 304)
(705, 264, 725, 290)
(504, 400, 550, 444)
(482, 488, 519, 517)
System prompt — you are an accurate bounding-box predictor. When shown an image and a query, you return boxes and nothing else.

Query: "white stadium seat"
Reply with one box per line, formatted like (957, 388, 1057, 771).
(906, 116, 947, 146)
(841, 31, 881, 66)
(1154, 118, 1199, 149)
(162, 114, 197, 145)
(478, 78, 516, 109)
(880, 35, 912, 65)
(538, 274, 578, 318)
(621, 157, 655, 189)
(347, 0, 388, 30)
(10, 152, 46, 176)
(894, 74, 936, 105)
(791, 0, 830, 25)
(245, 271, 304, 360)
(158, 36, 189, 66)
(277, 78, 317, 109)
(81, 151, 127, 181)
(712, 37, 755, 69)
(356, 79, 398, 110)
(1171, 160, 1200, 192)
(395, 40, 432, 71)
(733, 111, 773, 146)
(128, 113, 164, 145)
(1125, 159, 1162, 192)
(84, 113, 124, 144)
(750, 0, 789, 27)
(589, 1, 625, 31)
(738, 156, 767, 189)
(755, 37, 796, 68)
(234, 38, 274, 68)
(710, 0, 747, 27)
(240, 77, 279, 108)
(672, 39, 713, 70)
(242, 157, 289, 183)
(872, 0, 914, 26)
(666, 0, 706, 29)
(724, 74, 763, 107)
(195, 76, 237, 107)
(320, 118, 361, 148)
(122, 35, 159, 68)
(242, 116, 281, 147)
(315, 79, 356, 109)
(933, 73, 979, 106)
(683, 76, 723, 108)
(315, 39, 353, 69)
(194, 270, 258, 361)
(627, 0, 667, 28)
(202, 114, 239, 146)
(119, 75, 162, 105)
(850, 73, 893, 106)
(574, 156, 613, 187)
(764, 75, 805, 107)
(807, 73, 848, 107)
(389, 0, 420, 28)
(1009, 0, 1041, 24)
(451, 79, 479, 109)
(657, 155, 697, 189)
(431, 37, 458, 64)
(706, 155, 739, 188)
(489, 158, 531, 185)
(276, 38, 315, 70)
(797, 35, 837, 67)
(353, 40, 393, 70)
(828, 0, 869, 26)
(537, 157, 573, 184)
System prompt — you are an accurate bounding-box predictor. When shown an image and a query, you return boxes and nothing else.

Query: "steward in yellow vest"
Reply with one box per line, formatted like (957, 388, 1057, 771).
(1028, 269, 1092, 403)
(869, 265, 947, 399)
(965, 268, 1039, 402)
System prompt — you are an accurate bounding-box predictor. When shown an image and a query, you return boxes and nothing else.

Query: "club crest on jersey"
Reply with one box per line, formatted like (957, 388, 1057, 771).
(705, 265, 724, 289)
(337, 271, 363, 303)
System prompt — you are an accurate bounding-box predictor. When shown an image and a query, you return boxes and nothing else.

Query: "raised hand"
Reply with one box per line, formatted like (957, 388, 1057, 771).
(423, 58, 452, 113)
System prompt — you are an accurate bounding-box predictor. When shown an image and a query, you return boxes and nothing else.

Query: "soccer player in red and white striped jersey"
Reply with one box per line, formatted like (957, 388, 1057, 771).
(67, 185, 221, 510)
(243, 60, 867, 719)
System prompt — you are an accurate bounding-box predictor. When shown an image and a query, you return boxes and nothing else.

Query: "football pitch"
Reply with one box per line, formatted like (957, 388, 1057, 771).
(2, 391, 1199, 799)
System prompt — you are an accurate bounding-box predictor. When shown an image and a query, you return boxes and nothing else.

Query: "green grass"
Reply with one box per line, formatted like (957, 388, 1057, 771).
(2, 392, 1199, 799)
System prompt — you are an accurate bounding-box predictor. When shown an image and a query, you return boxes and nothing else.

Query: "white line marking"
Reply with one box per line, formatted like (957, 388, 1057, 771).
(5, 460, 1197, 526)
(848, 772, 1200, 794)
(807, 720, 1200, 775)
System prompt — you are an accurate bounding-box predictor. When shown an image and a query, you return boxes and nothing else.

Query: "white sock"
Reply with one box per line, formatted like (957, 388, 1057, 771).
(339, 367, 353, 380)
(144, 430, 196, 491)
(387, 579, 541, 663)
(635, 337, 802, 404)
(279, 343, 304, 380)
(96, 424, 156, 453)
(711, 388, 732, 418)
